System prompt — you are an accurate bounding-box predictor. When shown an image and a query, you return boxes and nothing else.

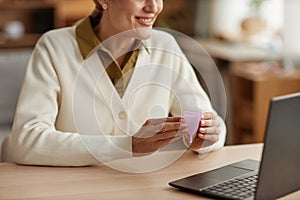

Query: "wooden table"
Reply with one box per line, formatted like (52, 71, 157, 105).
(0, 144, 299, 200)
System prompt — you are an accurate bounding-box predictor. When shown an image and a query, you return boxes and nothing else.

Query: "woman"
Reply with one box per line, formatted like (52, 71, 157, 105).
(4, 0, 226, 166)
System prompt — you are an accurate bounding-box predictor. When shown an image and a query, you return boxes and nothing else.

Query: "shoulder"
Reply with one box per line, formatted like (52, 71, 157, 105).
(152, 29, 176, 40)
(32, 26, 79, 60)
(148, 29, 177, 44)
(36, 26, 76, 49)
(146, 29, 183, 53)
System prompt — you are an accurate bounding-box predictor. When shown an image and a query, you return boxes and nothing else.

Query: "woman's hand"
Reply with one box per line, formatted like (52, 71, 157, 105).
(188, 112, 221, 150)
(132, 117, 187, 156)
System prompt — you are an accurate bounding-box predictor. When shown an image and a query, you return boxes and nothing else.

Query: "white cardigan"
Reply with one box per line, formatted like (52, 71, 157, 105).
(7, 26, 226, 166)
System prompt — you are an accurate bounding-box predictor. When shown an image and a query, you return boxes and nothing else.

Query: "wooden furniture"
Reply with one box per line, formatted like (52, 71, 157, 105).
(0, 34, 41, 49)
(0, 0, 55, 48)
(0, 144, 299, 199)
(195, 38, 284, 145)
(230, 64, 300, 144)
(0, 0, 94, 48)
(54, 0, 94, 27)
(155, 0, 198, 36)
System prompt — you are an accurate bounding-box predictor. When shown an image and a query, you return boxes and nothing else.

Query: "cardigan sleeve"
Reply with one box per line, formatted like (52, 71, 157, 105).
(169, 40, 226, 153)
(11, 35, 132, 166)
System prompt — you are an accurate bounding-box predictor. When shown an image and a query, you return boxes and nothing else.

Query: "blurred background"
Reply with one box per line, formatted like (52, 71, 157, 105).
(1, 0, 300, 159)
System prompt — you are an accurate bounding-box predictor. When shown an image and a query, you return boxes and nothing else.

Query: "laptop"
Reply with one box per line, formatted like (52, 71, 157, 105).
(169, 92, 300, 200)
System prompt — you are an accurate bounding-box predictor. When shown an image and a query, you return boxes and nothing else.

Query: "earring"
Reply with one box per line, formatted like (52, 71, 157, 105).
(102, 3, 108, 10)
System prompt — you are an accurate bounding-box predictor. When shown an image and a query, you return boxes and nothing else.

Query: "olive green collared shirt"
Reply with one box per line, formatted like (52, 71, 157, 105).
(75, 17, 149, 97)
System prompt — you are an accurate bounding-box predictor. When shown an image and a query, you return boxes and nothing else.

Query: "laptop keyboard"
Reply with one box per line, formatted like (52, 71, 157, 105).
(201, 174, 258, 200)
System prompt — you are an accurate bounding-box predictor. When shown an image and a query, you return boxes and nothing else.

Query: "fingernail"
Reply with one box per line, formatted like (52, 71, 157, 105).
(199, 134, 205, 139)
(199, 128, 206, 133)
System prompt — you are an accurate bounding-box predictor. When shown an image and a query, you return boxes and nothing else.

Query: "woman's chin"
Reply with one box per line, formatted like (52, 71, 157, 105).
(127, 27, 153, 40)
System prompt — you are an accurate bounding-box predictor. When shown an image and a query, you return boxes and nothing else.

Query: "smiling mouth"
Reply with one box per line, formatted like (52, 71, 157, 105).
(135, 17, 154, 26)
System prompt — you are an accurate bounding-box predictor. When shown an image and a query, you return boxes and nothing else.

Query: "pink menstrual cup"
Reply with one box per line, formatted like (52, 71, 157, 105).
(183, 111, 202, 144)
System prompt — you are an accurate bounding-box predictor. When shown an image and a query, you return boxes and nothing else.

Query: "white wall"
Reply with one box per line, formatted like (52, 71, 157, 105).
(196, 0, 284, 37)
(283, 0, 300, 68)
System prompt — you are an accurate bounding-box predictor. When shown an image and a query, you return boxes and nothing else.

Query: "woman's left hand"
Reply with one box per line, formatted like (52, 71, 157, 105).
(188, 112, 221, 150)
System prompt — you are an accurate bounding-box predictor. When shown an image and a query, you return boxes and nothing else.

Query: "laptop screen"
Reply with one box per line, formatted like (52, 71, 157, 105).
(169, 92, 300, 200)
(256, 92, 300, 199)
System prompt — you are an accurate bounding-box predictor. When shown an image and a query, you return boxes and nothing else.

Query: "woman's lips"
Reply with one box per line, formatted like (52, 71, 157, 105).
(135, 17, 155, 27)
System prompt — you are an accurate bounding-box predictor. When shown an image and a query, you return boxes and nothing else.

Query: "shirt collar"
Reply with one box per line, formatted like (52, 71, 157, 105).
(75, 17, 149, 59)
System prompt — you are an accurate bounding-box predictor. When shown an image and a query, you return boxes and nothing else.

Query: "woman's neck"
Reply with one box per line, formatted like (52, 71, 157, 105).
(94, 22, 136, 60)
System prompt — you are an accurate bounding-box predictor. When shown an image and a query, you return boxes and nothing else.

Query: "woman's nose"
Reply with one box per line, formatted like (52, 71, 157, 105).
(144, 0, 160, 13)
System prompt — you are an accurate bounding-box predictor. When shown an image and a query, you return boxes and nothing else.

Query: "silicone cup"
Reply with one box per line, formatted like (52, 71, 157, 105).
(183, 111, 202, 144)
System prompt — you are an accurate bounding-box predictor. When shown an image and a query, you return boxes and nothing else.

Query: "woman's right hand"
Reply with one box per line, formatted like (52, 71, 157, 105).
(132, 117, 187, 156)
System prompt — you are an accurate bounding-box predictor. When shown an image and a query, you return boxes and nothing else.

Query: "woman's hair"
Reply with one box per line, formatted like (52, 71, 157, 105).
(91, 0, 103, 27)
(93, 0, 103, 11)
